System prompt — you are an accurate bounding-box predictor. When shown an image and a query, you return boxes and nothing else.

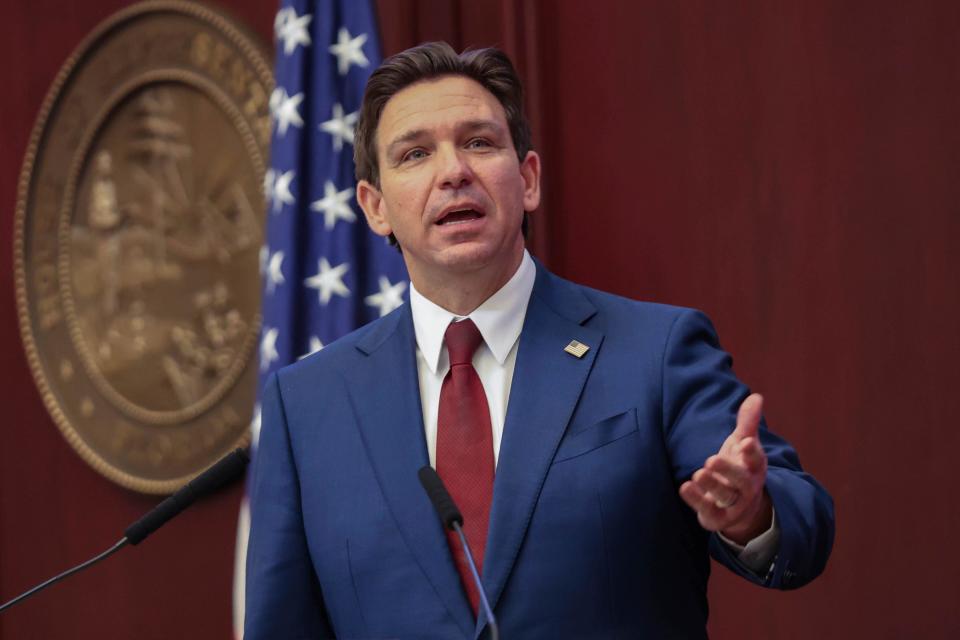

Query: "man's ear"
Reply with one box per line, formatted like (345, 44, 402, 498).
(357, 180, 392, 238)
(520, 150, 541, 212)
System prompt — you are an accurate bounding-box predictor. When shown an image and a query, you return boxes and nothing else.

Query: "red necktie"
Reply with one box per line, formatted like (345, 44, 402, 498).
(436, 319, 494, 615)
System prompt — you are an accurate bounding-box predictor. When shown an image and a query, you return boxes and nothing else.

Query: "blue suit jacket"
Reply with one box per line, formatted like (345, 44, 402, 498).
(245, 263, 834, 639)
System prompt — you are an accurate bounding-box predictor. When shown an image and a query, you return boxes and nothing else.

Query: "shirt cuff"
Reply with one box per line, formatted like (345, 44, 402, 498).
(717, 507, 780, 574)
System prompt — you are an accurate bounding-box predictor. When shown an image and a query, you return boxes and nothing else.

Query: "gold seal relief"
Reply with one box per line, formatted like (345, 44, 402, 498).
(14, 1, 274, 493)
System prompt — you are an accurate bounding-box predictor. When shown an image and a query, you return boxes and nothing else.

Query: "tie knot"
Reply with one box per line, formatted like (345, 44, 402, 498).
(444, 319, 483, 366)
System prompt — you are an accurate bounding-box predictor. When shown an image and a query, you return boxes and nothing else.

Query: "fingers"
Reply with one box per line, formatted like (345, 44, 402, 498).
(705, 455, 750, 487)
(732, 393, 763, 441)
(706, 436, 766, 481)
(679, 394, 769, 534)
(679, 480, 728, 530)
(680, 466, 744, 527)
(714, 436, 765, 473)
(693, 467, 739, 506)
(680, 440, 769, 533)
(679, 395, 770, 536)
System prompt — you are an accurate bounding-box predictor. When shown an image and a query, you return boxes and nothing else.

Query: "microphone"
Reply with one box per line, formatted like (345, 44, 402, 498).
(125, 447, 249, 544)
(0, 448, 249, 614)
(418, 466, 500, 640)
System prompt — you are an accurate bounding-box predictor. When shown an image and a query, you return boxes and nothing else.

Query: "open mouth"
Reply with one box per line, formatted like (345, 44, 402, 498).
(436, 208, 484, 225)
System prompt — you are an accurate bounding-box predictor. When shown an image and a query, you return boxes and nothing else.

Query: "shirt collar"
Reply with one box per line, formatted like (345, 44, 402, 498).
(410, 250, 536, 374)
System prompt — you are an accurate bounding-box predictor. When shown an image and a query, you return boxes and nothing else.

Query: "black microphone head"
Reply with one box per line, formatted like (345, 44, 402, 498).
(188, 448, 249, 495)
(124, 448, 249, 545)
(418, 466, 463, 530)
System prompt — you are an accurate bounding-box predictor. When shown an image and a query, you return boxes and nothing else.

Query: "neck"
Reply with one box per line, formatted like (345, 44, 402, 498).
(411, 248, 525, 316)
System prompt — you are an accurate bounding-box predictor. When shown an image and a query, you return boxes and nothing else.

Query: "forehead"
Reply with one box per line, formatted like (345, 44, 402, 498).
(376, 75, 507, 147)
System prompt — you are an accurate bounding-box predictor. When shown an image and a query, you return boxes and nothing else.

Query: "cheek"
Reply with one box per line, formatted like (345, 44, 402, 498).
(378, 197, 411, 230)
(387, 177, 430, 219)
(489, 169, 527, 207)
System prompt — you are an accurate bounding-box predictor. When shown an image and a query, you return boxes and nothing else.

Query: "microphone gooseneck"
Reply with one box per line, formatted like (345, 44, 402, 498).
(125, 448, 249, 544)
(0, 539, 128, 614)
(418, 465, 500, 640)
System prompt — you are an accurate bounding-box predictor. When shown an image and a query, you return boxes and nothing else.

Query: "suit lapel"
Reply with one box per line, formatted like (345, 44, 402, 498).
(477, 265, 604, 636)
(344, 305, 475, 637)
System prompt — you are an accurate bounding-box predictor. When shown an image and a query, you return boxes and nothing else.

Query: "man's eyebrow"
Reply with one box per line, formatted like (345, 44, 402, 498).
(385, 128, 427, 157)
(384, 119, 507, 157)
(460, 119, 503, 132)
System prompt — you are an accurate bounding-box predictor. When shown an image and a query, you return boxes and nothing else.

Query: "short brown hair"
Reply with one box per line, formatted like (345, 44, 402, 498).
(354, 41, 533, 187)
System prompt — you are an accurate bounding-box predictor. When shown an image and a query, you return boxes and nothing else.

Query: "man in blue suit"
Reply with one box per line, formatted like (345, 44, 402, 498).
(245, 42, 834, 639)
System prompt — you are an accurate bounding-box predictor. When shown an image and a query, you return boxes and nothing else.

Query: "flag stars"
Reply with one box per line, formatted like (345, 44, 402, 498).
(311, 181, 356, 229)
(265, 250, 286, 293)
(270, 88, 305, 136)
(319, 103, 358, 151)
(305, 258, 350, 304)
(250, 403, 262, 448)
(271, 170, 296, 213)
(365, 277, 407, 317)
(299, 336, 324, 360)
(260, 327, 280, 371)
(329, 27, 369, 75)
(275, 7, 312, 55)
(259, 245, 270, 276)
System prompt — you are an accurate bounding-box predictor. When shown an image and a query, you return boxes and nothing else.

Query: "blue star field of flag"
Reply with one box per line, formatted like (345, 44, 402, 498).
(258, 0, 408, 424)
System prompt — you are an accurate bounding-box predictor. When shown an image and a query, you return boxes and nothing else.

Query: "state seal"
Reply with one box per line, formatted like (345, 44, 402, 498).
(14, 1, 273, 493)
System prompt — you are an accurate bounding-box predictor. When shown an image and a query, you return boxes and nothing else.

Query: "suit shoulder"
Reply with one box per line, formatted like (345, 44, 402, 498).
(533, 265, 716, 340)
(567, 278, 705, 329)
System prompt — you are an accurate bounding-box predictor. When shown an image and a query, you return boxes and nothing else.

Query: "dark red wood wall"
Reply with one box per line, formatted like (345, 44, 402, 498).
(2, 1, 958, 637)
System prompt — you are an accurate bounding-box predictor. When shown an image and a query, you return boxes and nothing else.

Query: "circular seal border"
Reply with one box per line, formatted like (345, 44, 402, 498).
(14, 0, 273, 494)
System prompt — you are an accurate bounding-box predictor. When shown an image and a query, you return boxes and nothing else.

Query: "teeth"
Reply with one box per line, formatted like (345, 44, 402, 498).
(439, 209, 480, 224)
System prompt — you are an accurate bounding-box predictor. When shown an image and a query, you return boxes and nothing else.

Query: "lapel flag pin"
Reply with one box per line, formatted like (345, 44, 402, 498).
(564, 340, 590, 358)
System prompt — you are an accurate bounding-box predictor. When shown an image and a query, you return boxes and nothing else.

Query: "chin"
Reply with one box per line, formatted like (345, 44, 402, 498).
(402, 234, 523, 280)
(436, 247, 497, 272)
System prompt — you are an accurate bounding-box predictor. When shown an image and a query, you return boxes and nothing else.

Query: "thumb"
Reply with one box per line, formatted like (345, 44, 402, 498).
(733, 393, 763, 441)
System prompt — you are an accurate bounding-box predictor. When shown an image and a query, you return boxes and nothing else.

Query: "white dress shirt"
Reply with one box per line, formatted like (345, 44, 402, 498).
(410, 250, 536, 468)
(408, 249, 778, 572)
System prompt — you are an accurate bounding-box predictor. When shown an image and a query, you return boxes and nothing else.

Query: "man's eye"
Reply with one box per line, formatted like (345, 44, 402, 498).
(401, 148, 427, 163)
(466, 138, 492, 149)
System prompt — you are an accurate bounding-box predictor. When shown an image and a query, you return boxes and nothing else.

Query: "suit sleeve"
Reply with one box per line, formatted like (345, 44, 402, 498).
(244, 372, 335, 639)
(660, 309, 835, 589)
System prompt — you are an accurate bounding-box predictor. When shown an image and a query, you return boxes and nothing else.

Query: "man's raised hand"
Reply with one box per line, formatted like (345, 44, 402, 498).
(678, 393, 773, 545)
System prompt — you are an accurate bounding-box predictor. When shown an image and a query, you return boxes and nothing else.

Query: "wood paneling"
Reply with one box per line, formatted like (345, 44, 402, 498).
(2, 1, 957, 637)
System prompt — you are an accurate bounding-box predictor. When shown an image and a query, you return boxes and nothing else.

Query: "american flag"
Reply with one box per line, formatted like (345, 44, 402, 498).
(233, 1, 407, 634)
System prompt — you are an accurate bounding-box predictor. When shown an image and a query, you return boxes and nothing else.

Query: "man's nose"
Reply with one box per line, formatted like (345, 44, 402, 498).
(437, 146, 473, 189)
